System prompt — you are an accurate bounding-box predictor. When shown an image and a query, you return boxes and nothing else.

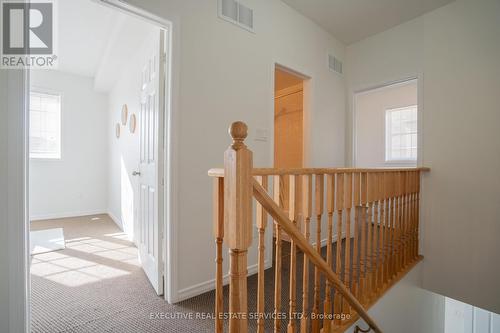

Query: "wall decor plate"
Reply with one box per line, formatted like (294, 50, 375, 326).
(129, 114, 137, 133)
(115, 123, 121, 138)
(121, 104, 128, 125)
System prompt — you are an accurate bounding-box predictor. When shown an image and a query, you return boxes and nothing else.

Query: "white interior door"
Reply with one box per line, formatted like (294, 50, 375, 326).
(137, 30, 166, 296)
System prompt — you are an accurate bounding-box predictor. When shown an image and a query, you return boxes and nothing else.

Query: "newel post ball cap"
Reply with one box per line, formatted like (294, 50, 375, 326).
(229, 121, 248, 142)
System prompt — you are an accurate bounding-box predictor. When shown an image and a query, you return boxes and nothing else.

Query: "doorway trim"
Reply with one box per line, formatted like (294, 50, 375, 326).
(84, 2, 177, 303)
(272, 63, 312, 168)
(351, 75, 423, 168)
(8, 1, 179, 332)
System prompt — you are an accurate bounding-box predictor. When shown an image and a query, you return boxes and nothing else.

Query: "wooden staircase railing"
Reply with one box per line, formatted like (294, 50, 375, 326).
(208, 121, 429, 333)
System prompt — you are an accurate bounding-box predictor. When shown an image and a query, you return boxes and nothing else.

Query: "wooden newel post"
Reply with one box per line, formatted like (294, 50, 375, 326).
(224, 121, 253, 333)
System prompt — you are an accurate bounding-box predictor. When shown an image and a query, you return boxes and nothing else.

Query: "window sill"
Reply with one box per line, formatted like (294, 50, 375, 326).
(30, 157, 62, 161)
(384, 160, 417, 167)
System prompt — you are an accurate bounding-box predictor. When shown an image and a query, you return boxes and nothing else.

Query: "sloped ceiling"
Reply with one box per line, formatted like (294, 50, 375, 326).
(56, 0, 157, 92)
(281, 0, 456, 44)
(56, 0, 118, 78)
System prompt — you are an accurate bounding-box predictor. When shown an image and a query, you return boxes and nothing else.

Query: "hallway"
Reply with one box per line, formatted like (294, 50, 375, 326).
(30, 215, 217, 333)
(30, 214, 351, 332)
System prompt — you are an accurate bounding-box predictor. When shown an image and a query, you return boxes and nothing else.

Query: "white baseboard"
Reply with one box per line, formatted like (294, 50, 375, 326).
(106, 210, 122, 227)
(174, 232, 349, 303)
(106, 211, 135, 243)
(30, 209, 108, 222)
(176, 260, 270, 303)
(312, 231, 347, 248)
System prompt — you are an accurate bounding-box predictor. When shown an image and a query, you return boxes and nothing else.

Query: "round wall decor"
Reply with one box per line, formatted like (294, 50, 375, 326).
(115, 123, 121, 138)
(129, 114, 137, 133)
(121, 104, 128, 125)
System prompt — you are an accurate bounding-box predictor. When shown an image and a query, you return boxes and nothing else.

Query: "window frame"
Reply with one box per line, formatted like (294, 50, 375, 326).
(384, 105, 418, 164)
(29, 88, 63, 160)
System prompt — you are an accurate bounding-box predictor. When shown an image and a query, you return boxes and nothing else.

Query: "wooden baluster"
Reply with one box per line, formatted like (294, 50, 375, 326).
(413, 171, 419, 260)
(399, 172, 404, 270)
(311, 174, 324, 333)
(383, 172, 390, 288)
(389, 172, 396, 279)
(388, 172, 394, 282)
(408, 172, 412, 261)
(407, 172, 412, 263)
(371, 173, 379, 294)
(393, 172, 399, 276)
(334, 173, 344, 326)
(409, 172, 414, 262)
(366, 173, 374, 301)
(377, 173, 384, 291)
(390, 172, 397, 279)
(213, 177, 224, 333)
(288, 175, 300, 333)
(400, 172, 407, 270)
(281, 174, 290, 218)
(403, 172, 410, 267)
(351, 173, 361, 301)
(256, 176, 268, 333)
(395, 172, 402, 274)
(301, 175, 312, 333)
(376, 173, 384, 290)
(391, 172, 397, 276)
(375, 174, 381, 292)
(401, 172, 407, 268)
(343, 173, 353, 314)
(410, 172, 416, 262)
(408, 172, 413, 261)
(224, 122, 253, 333)
(273, 175, 283, 333)
(359, 173, 368, 304)
(402, 172, 408, 269)
(413, 171, 418, 261)
(416, 171, 421, 258)
(323, 174, 335, 332)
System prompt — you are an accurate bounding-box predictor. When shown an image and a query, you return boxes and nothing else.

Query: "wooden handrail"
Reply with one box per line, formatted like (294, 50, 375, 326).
(210, 121, 428, 333)
(252, 178, 383, 333)
(208, 167, 429, 177)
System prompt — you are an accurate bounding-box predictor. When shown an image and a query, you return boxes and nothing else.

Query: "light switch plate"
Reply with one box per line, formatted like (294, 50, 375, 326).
(255, 128, 268, 142)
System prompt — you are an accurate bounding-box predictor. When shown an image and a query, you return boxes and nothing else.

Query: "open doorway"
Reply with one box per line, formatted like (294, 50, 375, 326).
(273, 65, 307, 240)
(28, 1, 170, 331)
(274, 66, 305, 170)
(353, 78, 419, 167)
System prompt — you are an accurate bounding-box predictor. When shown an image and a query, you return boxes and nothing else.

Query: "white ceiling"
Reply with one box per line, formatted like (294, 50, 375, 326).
(56, 0, 118, 78)
(281, 0, 455, 44)
(56, 0, 158, 92)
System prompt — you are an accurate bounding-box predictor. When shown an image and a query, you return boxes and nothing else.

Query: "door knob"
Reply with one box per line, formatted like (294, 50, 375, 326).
(132, 171, 141, 176)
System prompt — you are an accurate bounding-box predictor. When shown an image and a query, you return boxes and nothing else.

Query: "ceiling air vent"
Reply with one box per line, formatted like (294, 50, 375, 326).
(218, 0, 254, 32)
(328, 54, 343, 75)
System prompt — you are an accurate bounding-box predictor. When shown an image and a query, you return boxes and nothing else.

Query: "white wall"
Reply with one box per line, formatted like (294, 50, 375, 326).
(29, 70, 108, 220)
(445, 297, 500, 333)
(0, 68, 10, 333)
(347, 263, 445, 333)
(124, 0, 347, 301)
(3, 4, 496, 332)
(346, 17, 424, 167)
(346, 0, 500, 313)
(107, 27, 158, 239)
(1, 69, 29, 333)
(355, 80, 417, 167)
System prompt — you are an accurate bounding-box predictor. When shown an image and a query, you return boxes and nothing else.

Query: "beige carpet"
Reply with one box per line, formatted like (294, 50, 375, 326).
(30, 214, 224, 333)
(31, 214, 350, 333)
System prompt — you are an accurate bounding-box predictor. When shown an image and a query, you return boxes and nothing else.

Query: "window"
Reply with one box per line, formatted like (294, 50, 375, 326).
(29, 91, 61, 159)
(385, 105, 417, 162)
